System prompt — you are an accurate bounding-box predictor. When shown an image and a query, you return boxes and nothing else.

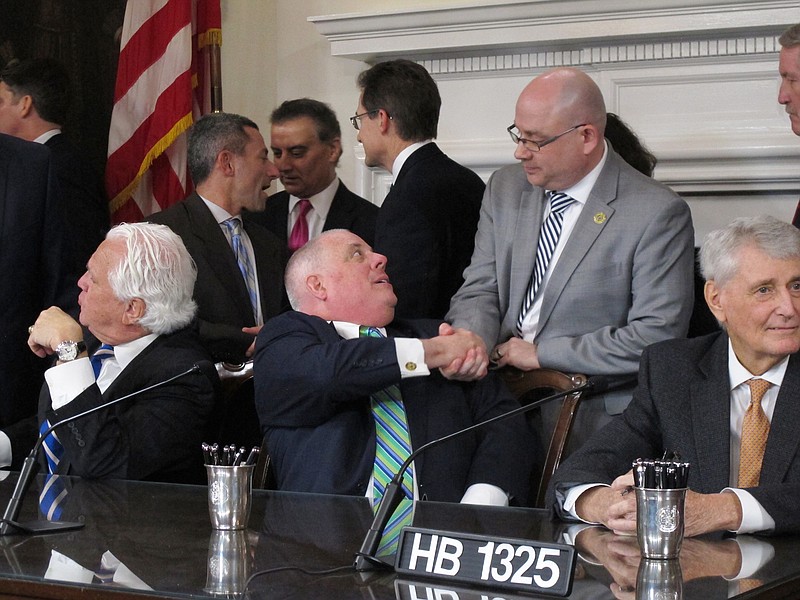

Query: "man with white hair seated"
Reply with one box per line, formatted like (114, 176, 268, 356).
(6, 222, 217, 484)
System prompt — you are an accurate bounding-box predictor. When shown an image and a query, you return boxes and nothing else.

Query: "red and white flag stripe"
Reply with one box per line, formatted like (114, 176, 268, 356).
(106, 0, 220, 223)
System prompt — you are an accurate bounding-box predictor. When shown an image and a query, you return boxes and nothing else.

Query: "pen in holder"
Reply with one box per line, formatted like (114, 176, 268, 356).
(633, 456, 690, 560)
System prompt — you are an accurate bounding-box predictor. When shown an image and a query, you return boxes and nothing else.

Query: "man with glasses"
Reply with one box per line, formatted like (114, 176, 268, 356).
(352, 59, 485, 321)
(447, 67, 695, 445)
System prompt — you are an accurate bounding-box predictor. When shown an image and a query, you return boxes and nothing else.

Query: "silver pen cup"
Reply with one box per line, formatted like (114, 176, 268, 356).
(635, 487, 686, 559)
(206, 464, 255, 530)
(205, 529, 250, 596)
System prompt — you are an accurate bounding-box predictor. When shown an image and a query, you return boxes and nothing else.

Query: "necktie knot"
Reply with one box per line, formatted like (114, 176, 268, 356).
(296, 198, 312, 218)
(90, 344, 115, 379)
(547, 191, 575, 215)
(359, 325, 384, 339)
(747, 378, 771, 407)
(222, 217, 242, 237)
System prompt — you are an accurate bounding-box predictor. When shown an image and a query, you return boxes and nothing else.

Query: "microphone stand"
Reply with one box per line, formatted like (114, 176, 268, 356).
(354, 375, 607, 571)
(0, 364, 203, 536)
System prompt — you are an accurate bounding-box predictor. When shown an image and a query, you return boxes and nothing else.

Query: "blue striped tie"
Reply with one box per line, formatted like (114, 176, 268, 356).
(90, 344, 115, 378)
(222, 218, 259, 321)
(39, 474, 67, 521)
(359, 326, 414, 556)
(40, 419, 63, 475)
(517, 191, 575, 333)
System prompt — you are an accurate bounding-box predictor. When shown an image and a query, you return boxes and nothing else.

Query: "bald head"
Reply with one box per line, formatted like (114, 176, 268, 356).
(517, 68, 607, 135)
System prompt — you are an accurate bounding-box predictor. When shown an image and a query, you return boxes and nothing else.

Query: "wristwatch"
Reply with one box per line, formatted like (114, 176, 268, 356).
(55, 340, 87, 362)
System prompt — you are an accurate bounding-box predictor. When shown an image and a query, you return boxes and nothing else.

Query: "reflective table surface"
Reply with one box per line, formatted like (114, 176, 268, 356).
(0, 474, 796, 599)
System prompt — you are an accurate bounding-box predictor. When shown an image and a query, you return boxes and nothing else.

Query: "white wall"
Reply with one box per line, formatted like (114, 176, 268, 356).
(221, 1, 800, 243)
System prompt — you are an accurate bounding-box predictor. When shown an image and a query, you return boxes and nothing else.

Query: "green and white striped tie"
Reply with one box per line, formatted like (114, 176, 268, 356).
(359, 325, 414, 556)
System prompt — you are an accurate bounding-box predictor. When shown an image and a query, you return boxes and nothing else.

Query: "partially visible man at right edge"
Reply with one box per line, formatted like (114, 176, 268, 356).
(778, 23, 800, 227)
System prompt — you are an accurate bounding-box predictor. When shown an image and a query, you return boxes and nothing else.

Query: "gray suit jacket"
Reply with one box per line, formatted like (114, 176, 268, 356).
(447, 148, 694, 413)
(549, 333, 800, 535)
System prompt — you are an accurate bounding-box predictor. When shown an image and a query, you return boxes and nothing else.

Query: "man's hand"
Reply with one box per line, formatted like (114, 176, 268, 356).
(576, 471, 743, 538)
(28, 307, 83, 358)
(424, 323, 488, 380)
(576, 471, 637, 535)
(242, 325, 262, 358)
(491, 337, 540, 371)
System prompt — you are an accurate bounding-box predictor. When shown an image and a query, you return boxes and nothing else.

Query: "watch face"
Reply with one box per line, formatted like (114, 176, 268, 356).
(57, 341, 80, 361)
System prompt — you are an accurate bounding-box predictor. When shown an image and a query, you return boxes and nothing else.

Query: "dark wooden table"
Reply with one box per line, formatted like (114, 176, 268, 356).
(0, 474, 795, 599)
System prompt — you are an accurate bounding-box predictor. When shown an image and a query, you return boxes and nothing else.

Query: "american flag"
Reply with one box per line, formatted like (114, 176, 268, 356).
(106, 0, 221, 223)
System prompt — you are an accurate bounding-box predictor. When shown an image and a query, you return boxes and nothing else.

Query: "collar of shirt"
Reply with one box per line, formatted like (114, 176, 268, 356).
(727, 339, 788, 390)
(112, 333, 159, 373)
(33, 128, 61, 144)
(553, 140, 608, 204)
(391, 140, 433, 183)
(332, 321, 386, 340)
(200, 195, 236, 225)
(288, 177, 338, 223)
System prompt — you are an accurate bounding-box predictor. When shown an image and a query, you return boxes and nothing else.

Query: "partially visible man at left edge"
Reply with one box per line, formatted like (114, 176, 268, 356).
(2, 223, 217, 484)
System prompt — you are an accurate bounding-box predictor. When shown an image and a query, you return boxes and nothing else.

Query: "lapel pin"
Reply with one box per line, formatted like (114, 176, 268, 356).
(593, 212, 607, 224)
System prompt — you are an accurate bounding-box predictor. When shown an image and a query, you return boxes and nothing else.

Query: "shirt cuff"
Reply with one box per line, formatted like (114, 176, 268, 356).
(44, 358, 95, 410)
(730, 536, 776, 579)
(0, 432, 12, 468)
(460, 483, 509, 507)
(564, 483, 608, 523)
(723, 488, 775, 534)
(394, 338, 430, 378)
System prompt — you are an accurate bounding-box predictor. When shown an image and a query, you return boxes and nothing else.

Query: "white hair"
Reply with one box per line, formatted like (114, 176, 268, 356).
(105, 222, 197, 335)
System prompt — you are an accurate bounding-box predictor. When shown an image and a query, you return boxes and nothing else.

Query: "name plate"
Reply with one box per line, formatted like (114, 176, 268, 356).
(395, 527, 576, 596)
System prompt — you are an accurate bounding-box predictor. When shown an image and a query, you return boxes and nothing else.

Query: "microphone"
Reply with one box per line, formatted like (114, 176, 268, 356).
(354, 374, 608, 571)
(0, 362, 212, 536)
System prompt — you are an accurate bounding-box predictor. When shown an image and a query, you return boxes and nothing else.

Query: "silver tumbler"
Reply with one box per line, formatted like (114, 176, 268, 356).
(205, 529, 250, 596)
(206, 464, 255, 530)
(636, 557, 683, 600)
(635, 487, 686, 559)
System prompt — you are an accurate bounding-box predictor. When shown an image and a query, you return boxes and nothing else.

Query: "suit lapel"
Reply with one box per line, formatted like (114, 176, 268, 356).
(761, 353, 800, 484)
(185, 195, 254, 323)
(322, 181, 355, 231)
(508, 184, 546, 317)
(0, 150, 7, 234)
(689, 334, 732, 491)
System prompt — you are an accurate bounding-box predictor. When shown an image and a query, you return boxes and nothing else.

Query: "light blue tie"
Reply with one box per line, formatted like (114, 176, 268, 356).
(359, 326, 414, 556)
(517, 191, 575, 333)
(222, 218, 259, 321)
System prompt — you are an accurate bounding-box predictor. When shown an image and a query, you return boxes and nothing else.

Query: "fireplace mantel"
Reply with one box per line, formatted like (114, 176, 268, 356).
(311, 1, 799, 235)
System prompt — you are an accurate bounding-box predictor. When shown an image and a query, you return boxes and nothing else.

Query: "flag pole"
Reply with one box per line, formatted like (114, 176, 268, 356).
(209, 42, 222, 113)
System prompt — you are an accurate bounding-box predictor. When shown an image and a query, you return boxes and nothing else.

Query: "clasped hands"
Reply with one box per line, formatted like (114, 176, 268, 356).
(575, 470, 744, 538)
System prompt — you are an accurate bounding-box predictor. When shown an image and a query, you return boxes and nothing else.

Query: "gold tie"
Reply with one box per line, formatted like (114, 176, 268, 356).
(737, 378, 771, 488)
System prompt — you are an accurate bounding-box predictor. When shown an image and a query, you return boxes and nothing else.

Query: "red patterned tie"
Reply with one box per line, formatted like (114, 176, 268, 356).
(288, 199, 312, 252)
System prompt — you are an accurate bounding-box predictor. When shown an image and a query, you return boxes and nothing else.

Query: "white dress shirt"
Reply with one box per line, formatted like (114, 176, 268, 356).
(286, 177, 339, 241)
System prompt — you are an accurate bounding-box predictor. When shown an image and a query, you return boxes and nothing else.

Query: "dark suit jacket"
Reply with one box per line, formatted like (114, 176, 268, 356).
(247, 179, 378, 247)
(374, 143, 484, 320)
(149, 193, 287, 363)
(31, 329, 217, 484)
(45, 132, 109, 286)
(0, 134, 71, 427)
(549, 332, 800, 534)
(254, 311, 537, 505)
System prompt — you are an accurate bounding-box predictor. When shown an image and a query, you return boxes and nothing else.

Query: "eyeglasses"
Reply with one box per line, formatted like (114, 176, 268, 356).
(350, 110, 379, 131)
(507, 123, 586, 152)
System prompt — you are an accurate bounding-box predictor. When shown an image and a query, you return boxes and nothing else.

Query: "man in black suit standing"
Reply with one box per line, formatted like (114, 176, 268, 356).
(353, 60, 485, 320)
(778, 24, 800, 228)
(16, 223, 216, 483)
(247, 98, 377, 250)
(549, 215, 800, 536)
(0, 133, 70, 428)
(0, 58, 109, 280)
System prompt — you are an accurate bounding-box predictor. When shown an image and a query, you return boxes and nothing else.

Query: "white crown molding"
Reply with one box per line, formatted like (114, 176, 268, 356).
(309, 0, 796, 64)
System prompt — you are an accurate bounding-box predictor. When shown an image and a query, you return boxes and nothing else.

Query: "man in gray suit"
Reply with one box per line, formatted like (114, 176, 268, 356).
(549, 215, 800, 536)
(446, 67, 694, 439)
